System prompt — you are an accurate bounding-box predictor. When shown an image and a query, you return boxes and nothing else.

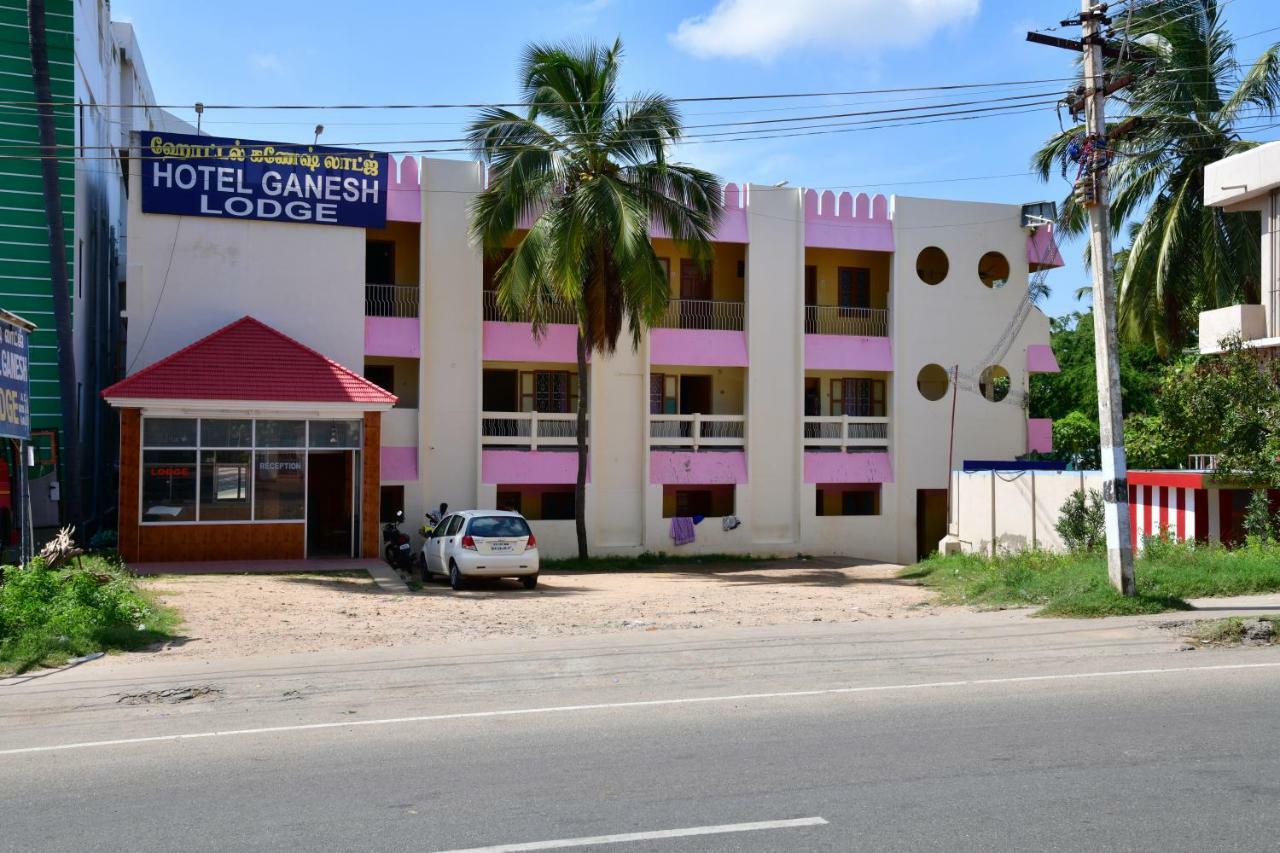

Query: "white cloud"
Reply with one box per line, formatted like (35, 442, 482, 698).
(249, 52, 286, 74)
(670, 0, 980, 61)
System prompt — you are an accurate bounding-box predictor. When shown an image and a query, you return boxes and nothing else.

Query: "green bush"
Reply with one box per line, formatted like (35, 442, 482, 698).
(1056, 488, 1105, 552)
(0, 555, 174, 673)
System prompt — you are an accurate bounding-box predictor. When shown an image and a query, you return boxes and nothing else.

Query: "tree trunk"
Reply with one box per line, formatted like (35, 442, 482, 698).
(574, 327, 589, 559)
(27, 0, 81, 533)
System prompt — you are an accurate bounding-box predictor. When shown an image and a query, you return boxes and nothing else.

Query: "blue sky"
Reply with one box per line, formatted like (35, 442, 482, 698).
(113, 0, 1279, 319)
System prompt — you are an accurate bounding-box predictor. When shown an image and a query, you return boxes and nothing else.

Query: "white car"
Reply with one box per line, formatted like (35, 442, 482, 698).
(420, 510, 539, 590)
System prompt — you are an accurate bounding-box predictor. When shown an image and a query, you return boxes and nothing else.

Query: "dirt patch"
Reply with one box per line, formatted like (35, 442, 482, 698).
(130, 558, 940, 662)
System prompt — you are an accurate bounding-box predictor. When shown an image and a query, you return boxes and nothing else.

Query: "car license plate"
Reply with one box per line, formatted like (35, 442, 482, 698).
(490, 541, 513, 552)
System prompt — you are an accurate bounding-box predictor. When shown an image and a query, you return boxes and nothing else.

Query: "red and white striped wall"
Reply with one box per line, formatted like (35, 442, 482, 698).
(1127, 477, 1210, 551)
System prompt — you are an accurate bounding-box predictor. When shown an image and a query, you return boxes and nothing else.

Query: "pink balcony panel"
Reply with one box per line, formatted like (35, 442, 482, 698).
(1028, 418, 1053, 454)
(483, 321, 579, 364)
(365, 316, 420, 358)
(381, 446, 418, 481)
(804, 334, 893, 371)
(482, 449, 587, 485)
(387, 155, 421, 222)
(803, 451, 894, 484)
(804, 190, 893, 252)
(1027, 344, 1060, 374)
(650, 328, 748, 367)
(1027, 224, 1064, 270)
(650, 450, 747, 485)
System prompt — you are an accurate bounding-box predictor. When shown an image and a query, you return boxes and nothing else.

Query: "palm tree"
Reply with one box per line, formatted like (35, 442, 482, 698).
(1033, 0, 1280, 356)
(468, 39, 724, 558)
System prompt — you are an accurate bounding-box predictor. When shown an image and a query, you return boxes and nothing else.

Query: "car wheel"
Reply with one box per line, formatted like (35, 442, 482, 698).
(449, 562, 463, 591)
(521, 574, 538, 590)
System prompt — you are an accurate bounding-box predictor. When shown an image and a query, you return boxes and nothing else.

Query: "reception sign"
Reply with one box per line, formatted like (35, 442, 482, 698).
(140, 132, 388, 228)
(0, 318, 30, 440)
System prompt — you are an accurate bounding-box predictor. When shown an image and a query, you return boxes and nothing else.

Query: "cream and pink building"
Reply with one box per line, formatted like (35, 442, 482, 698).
(115, 148, 1062, 563)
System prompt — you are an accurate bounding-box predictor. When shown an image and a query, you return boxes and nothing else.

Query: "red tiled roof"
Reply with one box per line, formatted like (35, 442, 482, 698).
(102, 316, 397, 405)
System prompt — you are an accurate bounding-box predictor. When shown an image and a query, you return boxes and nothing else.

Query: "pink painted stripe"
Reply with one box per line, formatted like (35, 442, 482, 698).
(803, 451, 893, 484)
(649, 450, 746, 485)
(365, 316, 420, 358)
(483, 321, 579, 364)
(481, 449, 586, 485)
(650, 329, 748, 367)
(803, 334, 893, 371)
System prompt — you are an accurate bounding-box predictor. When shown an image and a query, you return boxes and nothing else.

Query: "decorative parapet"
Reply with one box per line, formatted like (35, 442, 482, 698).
(1027, 223, 1063, 270)
(513, 181, 749, 243)
(387, 155, 421, 223)
(803, 190, 893, 251)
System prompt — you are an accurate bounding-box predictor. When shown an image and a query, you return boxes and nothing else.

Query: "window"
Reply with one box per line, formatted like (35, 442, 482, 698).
(657, 257, 670, 284)
(380, 485, 405, 523)
(816, 484, 881, 517)
(916, 247, 949, 285)
(830, 378, 885, 417)
(201, 419, 252, 448)
(663, 485, 735, 518)
(978, 365, 1011, 402)
(199, 450, 251, 521)
(916, 364, 950, 402)
(254, 451, 304, 520)
(978, 251, 1010, 289)
(483, 249, 513, 291)
(496, 486, 575, 520)
(366, 240, 395, 283)
(837, 267, 871, 309)
(679, 258, 712, 301)
(255, 420, 306, 448)
(308, 420, 362, 448)
(541, 490, 576, 520)
(144, 417, 196, 447)
(650, 373, 677, 415)
(467, 516, 533, 538)
(496, 490, 523, 514)
(142, 450, 196, 522)
(520, 371, 577, 414)
(365, 364, 395, 395)
(446, 515, 465, 536)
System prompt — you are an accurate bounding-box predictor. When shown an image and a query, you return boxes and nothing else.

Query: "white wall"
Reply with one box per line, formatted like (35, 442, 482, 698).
(948, 470, 1102, 555)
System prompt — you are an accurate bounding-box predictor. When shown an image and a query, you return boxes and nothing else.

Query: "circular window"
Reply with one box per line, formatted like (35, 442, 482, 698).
(916, 246, 949, 285)
(979, 365, 1011, 402)
(917, 364, 950, 401)
(978, 251, 1010, 289)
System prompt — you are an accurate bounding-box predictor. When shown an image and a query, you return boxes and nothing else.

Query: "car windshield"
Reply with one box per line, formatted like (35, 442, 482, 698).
(467, 516, 532, 538)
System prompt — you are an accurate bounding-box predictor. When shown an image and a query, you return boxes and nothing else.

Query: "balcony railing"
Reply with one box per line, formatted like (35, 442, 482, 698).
(649, 413, 745, 449)
(365, 284, 419, 318)
(804, 305, 888, 337)
(803, 416, 890, 450)
(653, 299, 744, 332)
(481, 411, 584, 449)
(1189, 454, 1218, 471)
(483, 291, 577, 325)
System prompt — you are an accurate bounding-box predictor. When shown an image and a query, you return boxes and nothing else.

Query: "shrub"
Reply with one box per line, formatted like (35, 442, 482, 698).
(1056, 488, 1105, 552)
(1053, 411, 1100, 469)
(1243, 489, 1279, 544)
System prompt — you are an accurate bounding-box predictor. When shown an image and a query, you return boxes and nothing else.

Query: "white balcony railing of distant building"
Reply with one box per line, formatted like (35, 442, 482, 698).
(653, 299, 745, 332)
(483, 291, 578, 325)
(365, 284, 419, 318)
(1189, 454, 1219, 471)
(649, 414, 746, 450)
(481, 411, 584, 449)
(803, 416, 890, 451)
(804, 305, 888, 337)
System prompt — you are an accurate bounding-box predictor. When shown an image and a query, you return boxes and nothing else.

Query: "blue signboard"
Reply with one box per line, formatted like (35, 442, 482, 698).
(0, 319, 30, 441)
(140, 132, 388, 228)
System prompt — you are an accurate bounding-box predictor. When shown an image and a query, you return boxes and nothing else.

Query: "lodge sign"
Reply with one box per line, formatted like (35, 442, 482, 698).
(140, 132, 389, 228)
(0, 320, 30, 441)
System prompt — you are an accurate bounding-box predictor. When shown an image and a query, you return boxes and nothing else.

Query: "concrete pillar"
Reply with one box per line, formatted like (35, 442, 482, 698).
(588, 341, 647, 552)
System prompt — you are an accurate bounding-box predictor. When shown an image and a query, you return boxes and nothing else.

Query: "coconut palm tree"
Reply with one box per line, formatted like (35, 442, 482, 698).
(1033, 0, 1280, 356)
(468, 39, 723, 558)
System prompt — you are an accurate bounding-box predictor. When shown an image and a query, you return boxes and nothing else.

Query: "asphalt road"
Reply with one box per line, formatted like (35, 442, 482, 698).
(4, 611, 1280, 851)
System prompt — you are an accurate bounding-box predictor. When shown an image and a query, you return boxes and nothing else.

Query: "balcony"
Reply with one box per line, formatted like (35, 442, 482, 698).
(653, 299, 744, 332)
(483, 291, 577, 325)
(804, 305, 888, 337)
(649, 414, 745, 450)
(365, 284, 419, 318)
(1198, 304, 1273, 354)
(803, 415, 890, 451)
(481, 411, 584, 450)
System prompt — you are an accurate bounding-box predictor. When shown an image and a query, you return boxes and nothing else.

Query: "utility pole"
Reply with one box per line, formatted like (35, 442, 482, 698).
(1078, 0, 1135, 595)
(1027, 2, 1135, 595)
(27, 0, 82, 533)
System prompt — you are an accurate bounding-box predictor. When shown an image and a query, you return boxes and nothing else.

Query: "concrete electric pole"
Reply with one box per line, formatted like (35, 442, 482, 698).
(1078, 2, 1136, 595)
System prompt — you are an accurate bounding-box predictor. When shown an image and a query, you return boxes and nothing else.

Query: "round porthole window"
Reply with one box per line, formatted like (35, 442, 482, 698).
(978, 251, 1010, 289)
(978, 365, 1011, 402)
(916, 246, 948, 285)
(917, 363, 950, 401)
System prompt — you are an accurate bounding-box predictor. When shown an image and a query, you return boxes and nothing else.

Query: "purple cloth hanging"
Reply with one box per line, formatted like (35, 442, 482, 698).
(670, 516, 696, 546)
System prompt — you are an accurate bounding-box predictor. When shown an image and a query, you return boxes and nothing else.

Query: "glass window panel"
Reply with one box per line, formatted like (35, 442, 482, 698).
(308, 420, 362, 448)
(141, 450, 197, 522)
(200, 419, 252, 448)
(254, 451, 306, 520)
(255, 420, 306, 448)
(199, 450, 252, 521)
(466, 516, 532, 538)
(143, 418, 197, 448)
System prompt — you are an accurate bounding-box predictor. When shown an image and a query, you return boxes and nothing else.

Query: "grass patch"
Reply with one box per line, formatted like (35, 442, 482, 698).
(902, 538, 1280, 618)
(543, 551, 769, 572)
(1188, 615, 1280, 646)
(0, 554, 178, 674)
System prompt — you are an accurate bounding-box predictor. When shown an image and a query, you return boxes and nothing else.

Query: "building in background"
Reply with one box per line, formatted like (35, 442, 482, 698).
(109, 132, 1062, 564)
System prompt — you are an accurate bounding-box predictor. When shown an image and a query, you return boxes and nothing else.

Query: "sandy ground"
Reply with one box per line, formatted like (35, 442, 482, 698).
(133, 558, 940, 662)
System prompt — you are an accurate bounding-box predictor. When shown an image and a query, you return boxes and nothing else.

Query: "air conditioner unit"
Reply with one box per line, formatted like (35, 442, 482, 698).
(1021, 200, 1058, 229)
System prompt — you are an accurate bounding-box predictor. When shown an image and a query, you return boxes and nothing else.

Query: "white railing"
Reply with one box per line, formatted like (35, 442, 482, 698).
(483, 291, 577, 325)
(365, 284, 419, 318)
(481, 411, 584, 449)
(1189, 454, 1218, 471)
(649, 414, 745, 449)
(803, 416, 890, 450)
(654, 299, 745, 331)
(804, 305, 888, 337)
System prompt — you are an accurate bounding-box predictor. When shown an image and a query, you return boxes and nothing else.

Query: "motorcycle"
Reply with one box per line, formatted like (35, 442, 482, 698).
(382, 510, 414, 571)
